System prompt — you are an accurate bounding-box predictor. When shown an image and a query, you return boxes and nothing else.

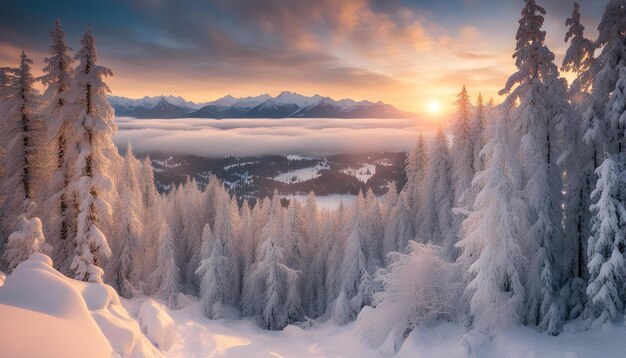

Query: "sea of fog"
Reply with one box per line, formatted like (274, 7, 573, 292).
(113, 117, 433, 157)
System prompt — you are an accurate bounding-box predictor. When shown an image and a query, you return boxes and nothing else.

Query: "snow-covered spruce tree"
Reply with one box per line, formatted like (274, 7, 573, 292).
(458, 104, 528, 332)
(2, 216, 50, 273)
(381, 181, 398, 224)
(108, 146, 144, 297)
(138, 156, 162, 285)
(325, 200, 347, 310)
(313, 209, 334, 316)
(383, 190, 413, 259)
(472, 93, 486, 174)
(0, 67, 10, 258)
(39, 19, 75, 268)
(451, 85, 476, 213)
(582, 0, 626, 158)
(404, 134, 427, 231)
(181, 177, 206, 291)
(67, 27, 117, 283)
(562, 2, 596, 108)
(419, 126, 455, 253)
(498, 0, 574, 334)
(302, 192, 323, 317)
(196, 223, 230, 319)
(212, 188, 241, 305)
(586, 155, 626, 323)
(165, 183, 185, 280)
(154, 224, 181, 308)
(0, 51, 39, 249)
(280, 200, 306, 308)
(239, 200, 255, 279)
(584, 0, 626, 324)
(245, 192, 303, 329)
(559, 2, 597, 320)
(364, 188, 383, 270)
(332, 192, 376, 325)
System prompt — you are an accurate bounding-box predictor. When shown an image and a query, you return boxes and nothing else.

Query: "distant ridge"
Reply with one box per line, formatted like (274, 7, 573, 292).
(108, 91, 415, 119)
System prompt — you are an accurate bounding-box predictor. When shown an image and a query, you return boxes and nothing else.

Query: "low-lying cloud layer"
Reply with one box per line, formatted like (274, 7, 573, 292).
(114, 117, 433, 157)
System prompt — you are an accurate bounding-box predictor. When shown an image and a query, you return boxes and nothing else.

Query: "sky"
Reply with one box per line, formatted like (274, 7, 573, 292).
(0, 0, 608, 115)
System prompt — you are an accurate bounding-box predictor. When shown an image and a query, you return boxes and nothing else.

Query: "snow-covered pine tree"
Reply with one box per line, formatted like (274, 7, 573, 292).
(245, 191, 303, 329)
(239, 200, 255, 279)
(154, 223, 181, 308)
(418, 126, 455, 253)
(67, 27, 117, 283)
(451, 85, 476, 213)
(0, 51, 39, 247)
(560, 2, 597, 320)
(364, 189, 383, 270)
(2, 216, 49, 273)
(332, 192, 375, 325)
(108, 145, 144, 297)
(562, 2, 596, 108)
(212, 187, 241, 304)
(138, 156, 162, 285)
(325, 200, 346, 310)
(586, 156, 626, 323)
(301, 192, 320, 315)
(196, 223, 230, 319)
(582, 0, 626, 158)
(381, 181, 398, 224)
(404, 135, 427, 231)
(242, 193, 279, 318)
(181, 177, 205, 290)
(39, 19, 76, 266)
(312, 209, 334, 316)
(458, 103, 528, 331)
(498, 0, 574, 334)
(280, 200, 306, 307)
(382, 190, 413, 259)
(165, 183, 185, 280)
(583, 0, 626, 325)
(472, 93, 486, 174)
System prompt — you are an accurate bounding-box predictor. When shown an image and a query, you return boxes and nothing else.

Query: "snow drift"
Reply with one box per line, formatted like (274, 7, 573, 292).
(0, 254, 161, 358)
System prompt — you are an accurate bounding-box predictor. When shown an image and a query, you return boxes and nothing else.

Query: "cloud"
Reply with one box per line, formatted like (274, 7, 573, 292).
(113, 117, 434, 157)
(0, 0, 608, 115)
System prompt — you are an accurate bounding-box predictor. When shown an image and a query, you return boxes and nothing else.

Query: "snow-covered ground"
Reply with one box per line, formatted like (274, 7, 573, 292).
(341, 163, 376, 183)
(2, 255, 626, 358)
(283, 194, 357, 210)
(273, 162, 329, 183)
(0, 254, 160, 358)
(224, 161, 258, 171)
(286, 155, 318, 161)
(152, 157, 181, 169)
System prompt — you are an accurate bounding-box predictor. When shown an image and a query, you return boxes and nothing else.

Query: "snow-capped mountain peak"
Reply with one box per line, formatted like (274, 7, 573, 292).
(108, 92, 413, 119)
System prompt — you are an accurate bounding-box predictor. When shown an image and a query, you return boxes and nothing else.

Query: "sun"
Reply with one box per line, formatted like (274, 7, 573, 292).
(427, 101, 442, 114)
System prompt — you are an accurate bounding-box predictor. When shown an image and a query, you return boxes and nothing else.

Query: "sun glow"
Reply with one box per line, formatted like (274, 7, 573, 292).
(427, 101, 442, 114)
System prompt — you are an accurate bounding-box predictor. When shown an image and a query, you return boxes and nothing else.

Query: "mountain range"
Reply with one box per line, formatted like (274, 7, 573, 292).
(108, 91, 415, 119)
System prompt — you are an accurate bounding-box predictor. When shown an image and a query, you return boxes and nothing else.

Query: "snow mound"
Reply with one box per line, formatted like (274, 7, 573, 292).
(0, 254, 162, 358)
(138, 300, 176, 351)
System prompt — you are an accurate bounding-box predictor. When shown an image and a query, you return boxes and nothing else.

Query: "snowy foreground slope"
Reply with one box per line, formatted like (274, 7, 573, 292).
(0, 254, 161, 358)
(2, 255, 626, 358)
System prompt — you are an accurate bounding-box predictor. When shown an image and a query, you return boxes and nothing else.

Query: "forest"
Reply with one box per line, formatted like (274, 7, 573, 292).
(0, 0, 625, 353)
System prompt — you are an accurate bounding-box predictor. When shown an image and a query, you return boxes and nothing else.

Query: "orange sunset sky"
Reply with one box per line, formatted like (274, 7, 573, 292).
(0, 0, 607, 115)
